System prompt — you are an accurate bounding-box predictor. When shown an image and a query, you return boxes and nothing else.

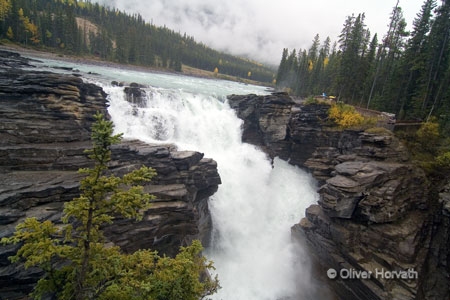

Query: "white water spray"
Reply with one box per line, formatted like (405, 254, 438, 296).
(93, 72, 318, 300)
(28, 55, 326, 299)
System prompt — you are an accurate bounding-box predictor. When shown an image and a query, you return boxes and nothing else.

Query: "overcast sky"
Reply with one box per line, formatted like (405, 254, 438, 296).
(96, 0, 426, 65)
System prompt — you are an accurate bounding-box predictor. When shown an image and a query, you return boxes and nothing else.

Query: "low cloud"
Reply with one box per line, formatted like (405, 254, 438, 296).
(97, 0, 424, 65)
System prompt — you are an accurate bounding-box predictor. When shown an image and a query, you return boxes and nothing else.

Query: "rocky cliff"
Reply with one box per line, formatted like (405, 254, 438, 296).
(0, 51, 221, 299)
(228, 94, 450, 300)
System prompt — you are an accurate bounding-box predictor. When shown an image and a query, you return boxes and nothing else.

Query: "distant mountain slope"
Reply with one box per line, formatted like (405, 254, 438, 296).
(0, 0, 275, 83)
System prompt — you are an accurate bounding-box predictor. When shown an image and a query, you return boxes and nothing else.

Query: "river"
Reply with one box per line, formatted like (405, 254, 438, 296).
(30, 57, 323, 300)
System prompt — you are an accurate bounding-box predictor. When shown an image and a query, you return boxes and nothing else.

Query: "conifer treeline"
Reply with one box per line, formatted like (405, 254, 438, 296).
(0, 0, 275, 82)
(276, 0, 450, 125)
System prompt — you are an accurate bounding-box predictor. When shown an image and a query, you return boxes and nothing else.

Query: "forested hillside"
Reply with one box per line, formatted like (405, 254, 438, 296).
(276, 0, 450, 127)
(0, 0, 275, 83)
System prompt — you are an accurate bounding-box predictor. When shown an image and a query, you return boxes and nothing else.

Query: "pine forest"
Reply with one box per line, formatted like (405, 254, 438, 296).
(0, 0, 276, 83)
(1, 0, 449, 129)
(276, 0, 450, 130)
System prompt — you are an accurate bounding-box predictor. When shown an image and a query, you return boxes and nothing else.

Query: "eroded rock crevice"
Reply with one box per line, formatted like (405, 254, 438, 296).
(228, 93, 449, 300)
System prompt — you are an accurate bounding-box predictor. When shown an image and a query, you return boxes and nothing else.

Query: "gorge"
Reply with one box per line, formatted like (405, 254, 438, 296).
(0, 50, 221, 298)
(0, 49, 449, 300)
(0, 50, 319, 300)
(227, 93, 450, 300)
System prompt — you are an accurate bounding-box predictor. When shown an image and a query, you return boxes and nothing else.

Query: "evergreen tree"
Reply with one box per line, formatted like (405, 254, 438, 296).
(419, 0, 450, 119)
(308, 34, 320, 64)
(295, 49, 309, 96)
(377, 5, 408, 112)
(367, 1, 404, 109)
(317, 37, 332, 93)
(275, 0, 450, 128)
(397, 0, 436, 119)
(338, 13, 368, 102)
(360, 33, 378, 105)
(276, 48, 297, 90)
(308, 34, 321, 94)
(1, 113, 219, 300)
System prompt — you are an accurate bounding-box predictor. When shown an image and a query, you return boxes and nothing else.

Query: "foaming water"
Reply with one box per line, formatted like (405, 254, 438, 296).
(32, 57, 320, 299)
(208, 157, 318, 299)
(104, 81, 319, 299)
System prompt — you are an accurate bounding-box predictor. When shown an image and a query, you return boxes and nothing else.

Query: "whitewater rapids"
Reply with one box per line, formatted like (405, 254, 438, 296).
(32, 57, 322, 299)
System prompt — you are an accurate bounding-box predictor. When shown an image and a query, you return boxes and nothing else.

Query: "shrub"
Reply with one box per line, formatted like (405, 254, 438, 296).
(436, 151, 450, 169)
(365, 127, 394, 136)
(328, 103, 365, 129)
(304, 96, 318, 105)
(416, 119, 440, 153)
(1, 113, 219, 300)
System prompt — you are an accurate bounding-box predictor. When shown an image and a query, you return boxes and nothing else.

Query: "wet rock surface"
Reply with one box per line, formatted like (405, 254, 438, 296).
(228, 92, 294, 159)
(229, 93, 449, 300)
(0, 51, 221, 299)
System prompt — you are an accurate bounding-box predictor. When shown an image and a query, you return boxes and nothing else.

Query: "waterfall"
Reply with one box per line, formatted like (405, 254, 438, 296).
(98, 75, 319, 300)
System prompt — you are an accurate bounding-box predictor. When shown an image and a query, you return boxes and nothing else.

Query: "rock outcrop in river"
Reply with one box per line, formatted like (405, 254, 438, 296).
(0, 51, 220, 299)
(228, 94, 450, 300)
(1, 49, 448, 300)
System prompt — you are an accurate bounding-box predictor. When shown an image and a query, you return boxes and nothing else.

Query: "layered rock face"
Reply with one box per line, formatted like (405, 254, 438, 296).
(413, 181, 450, 300)
(0, 51, 220, 299)
(228, 92, 294, 159)
(228, 94, 449, 300)
(296, 133, 430, 300)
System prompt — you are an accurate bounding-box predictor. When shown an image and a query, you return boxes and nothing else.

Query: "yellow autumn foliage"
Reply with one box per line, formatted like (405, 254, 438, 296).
(328, 103, 365, 129)
(19, 8, 40, 44)
(6, 26, 13, 39)
(416, 119, 440, 153)
(308, 60, 313, 71)
(0, 0, 11, 21)
(436, 151, 450, 168)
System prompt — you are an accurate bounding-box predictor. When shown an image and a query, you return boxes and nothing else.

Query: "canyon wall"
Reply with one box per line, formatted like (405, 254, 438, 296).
(228, 93, 450, 300)
(0, 51, 221, 299)
(1, 49, 447, 300)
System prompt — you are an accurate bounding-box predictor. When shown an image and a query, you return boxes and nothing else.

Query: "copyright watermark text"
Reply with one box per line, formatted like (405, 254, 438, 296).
(327, 268, 418, 280)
